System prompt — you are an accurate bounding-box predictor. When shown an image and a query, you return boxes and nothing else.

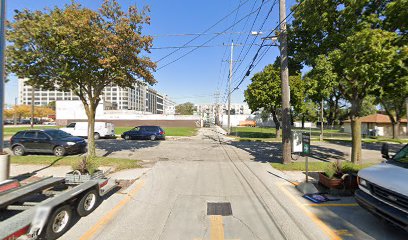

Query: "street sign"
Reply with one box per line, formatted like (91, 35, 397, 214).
(302, 133, 311, 156)
(291, 131, 303, 153)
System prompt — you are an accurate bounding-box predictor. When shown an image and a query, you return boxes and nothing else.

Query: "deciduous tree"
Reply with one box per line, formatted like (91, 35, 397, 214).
(314, 29, 399, 163)
(175, 102, 195, 115)
(7, 0, 156, 163)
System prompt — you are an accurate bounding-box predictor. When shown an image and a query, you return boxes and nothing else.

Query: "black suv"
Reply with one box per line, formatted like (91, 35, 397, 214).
(10, 129, 87, 156)
(121, 126, 165, 140)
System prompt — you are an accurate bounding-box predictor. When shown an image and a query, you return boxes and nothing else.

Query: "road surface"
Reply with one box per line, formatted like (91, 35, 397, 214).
(62, 127, 406, 240)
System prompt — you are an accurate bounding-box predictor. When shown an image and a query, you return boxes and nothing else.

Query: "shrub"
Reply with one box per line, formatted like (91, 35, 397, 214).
(71, 156, 99, 175)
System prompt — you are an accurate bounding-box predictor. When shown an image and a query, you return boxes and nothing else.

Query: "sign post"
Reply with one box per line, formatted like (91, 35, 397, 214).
(302, 133, 311, 183)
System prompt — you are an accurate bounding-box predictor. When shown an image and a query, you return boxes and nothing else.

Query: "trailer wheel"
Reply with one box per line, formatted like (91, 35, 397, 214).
(77, 189, 100, 217)
(42, 205, 72, 240)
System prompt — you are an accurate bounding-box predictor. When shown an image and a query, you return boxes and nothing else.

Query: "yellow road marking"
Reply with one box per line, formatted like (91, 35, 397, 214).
(80, 180, 145, 240)
(305, 203, 358, 207)
(277, 183, 342, 240)
(210, 215, 225, 240)
(335, 229, 353, 237)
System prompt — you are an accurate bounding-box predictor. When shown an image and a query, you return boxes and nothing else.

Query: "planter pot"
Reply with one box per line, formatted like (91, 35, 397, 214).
(65, 170, 105, 184)
(0, 154, 10, 182)
(318, 172, 343, 189)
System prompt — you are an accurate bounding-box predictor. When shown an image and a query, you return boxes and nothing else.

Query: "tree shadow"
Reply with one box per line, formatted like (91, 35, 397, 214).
(229, 141, 347, 163)
(96, 139, 161, 157)
(325, 140, 405, 153)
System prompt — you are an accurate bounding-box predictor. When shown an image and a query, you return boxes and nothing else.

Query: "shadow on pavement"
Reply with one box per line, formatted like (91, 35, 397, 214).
(230, 141, 347, 163)
(96, 139, 161, 157)
(325, 140, 405, 153)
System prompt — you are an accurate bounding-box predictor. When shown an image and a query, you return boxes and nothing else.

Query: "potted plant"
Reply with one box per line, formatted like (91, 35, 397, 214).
(65, 157, 104, 184)
(318, 161, 344, 189)
(319, 161, 360, 190)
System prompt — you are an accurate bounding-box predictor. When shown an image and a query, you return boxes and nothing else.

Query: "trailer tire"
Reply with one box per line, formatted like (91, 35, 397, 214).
(42, 205, 72, 240)
(77, 189, 100, 217)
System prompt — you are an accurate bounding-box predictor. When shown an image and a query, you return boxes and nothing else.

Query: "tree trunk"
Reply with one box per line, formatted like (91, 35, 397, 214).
(392, 121, 400, 139)
(301, 115, 305, 129)
(351, 117, 362, 164)
(271, 110, 281, 139)
(30, 87, 35, 128)
(86, 103, 97, 160)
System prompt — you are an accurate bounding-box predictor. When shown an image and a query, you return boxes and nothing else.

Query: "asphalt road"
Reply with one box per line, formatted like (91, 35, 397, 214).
(61, 127, 406, 240)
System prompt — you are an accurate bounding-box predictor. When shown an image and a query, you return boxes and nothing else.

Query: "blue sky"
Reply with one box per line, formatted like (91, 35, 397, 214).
(5, 0, 298, 105)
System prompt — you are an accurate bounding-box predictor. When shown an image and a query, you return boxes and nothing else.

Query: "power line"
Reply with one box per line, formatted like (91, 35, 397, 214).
(156, 0, 251, 63)
(157, 0, 272, 71)
(151, 43, 263, 50)
(222, 0, 276, 104)
(220, 0, 263, 104)
(232, 0, 277, 78)
(229, 0, 305, 95)
(151, 31, 264, 38)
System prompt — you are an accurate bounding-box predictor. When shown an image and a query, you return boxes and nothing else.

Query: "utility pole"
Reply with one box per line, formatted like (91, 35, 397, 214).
(0, 0, 5, 152)
(228, 42, 233, 134)
(223, 42, 241, 134)
(279, 0, 291, 164)
(0, 0, 10, 182)
(320, 99, 324, 141)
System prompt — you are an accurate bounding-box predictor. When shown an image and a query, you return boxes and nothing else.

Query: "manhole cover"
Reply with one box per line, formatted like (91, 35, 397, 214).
(207, 202, 232, 216)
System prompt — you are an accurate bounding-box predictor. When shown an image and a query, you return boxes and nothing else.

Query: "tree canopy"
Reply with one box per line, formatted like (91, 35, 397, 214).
(175, 102, 195, 115)
(7, 0, 156, 163)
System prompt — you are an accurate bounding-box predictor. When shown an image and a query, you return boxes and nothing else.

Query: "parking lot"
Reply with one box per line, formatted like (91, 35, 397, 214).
(6, 128, 408, 239)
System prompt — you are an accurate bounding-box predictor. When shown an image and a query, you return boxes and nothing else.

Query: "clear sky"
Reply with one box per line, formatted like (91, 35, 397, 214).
(5, 0, 298, 105)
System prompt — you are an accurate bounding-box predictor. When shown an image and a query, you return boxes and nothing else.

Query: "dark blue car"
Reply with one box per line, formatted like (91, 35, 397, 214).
(121, 126, 165, 141)
(10, 129, 87, 156)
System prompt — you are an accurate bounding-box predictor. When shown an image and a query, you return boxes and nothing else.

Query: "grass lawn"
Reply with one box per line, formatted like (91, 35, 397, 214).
(115, 127, 197, 136)
(11, 155, 142, 172)
(271, 162, 375, 172)
(230, 127, 277, 138)
(4, 126, 198, 137)
(230, 127, 408, 144)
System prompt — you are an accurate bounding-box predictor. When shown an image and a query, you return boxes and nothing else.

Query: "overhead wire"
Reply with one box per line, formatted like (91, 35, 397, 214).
(216, 0, 245, 94)
(156, 0, 252, 63)
(228, 0, 305, 99)
(156, 0, 272, 71)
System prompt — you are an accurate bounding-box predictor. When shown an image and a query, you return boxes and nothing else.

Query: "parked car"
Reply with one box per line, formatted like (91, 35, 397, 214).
(60, 122, 115, 139)
(121, 126, 165, 141)
(355, 143, 408, 231)
(10, 129, 87, 156)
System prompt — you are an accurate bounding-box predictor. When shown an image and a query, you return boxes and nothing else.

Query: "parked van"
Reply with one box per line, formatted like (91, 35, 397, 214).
(60, 122, 115, 139)
(355, 143, 408, 231)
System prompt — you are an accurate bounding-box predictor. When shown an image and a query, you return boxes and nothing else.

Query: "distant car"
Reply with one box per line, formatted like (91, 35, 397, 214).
(43, 121, 57, 126)
(10, 129, 87, 156)
(121, 126, 165, 141)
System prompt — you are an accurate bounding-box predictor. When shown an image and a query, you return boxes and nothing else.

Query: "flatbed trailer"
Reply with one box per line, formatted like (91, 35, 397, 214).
(0, 175, 116, 240)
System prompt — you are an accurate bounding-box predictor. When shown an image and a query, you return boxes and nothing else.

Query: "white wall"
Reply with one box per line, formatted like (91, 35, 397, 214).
(56, 101, 200, 121)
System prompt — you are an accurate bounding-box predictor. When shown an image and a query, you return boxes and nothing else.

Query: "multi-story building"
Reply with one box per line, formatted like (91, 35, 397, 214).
(18, 79, 174, 114)
(163, 95, 176, 115)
